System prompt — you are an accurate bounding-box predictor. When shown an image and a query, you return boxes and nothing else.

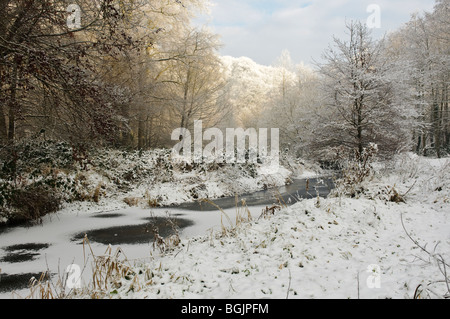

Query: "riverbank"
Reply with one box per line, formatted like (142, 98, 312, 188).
(69, 153, 449, 299)
(0, 176, 330, 298)
(3, 153, 448, 299)
(0, 142, 321, 227)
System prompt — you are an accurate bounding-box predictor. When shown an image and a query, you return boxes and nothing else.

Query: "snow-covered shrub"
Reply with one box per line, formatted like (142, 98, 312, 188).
(90, 148, 165, 185)
(0, 139, 74, 179)
(331, 143, 379, 198)
(386, 152, 421, 183)
(0, 139, 77, 224)
(0, 176, 65, 224)
(8, 184, 62, 224)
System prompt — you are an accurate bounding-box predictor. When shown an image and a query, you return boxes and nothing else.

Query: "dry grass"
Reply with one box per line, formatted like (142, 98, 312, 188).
(262, 175, 289, 209)
(17, 235, 141, 299)
(148, 213, 182, 253)
(25, 272, 58, 299)
(92, 182, 103, 203)
(145, 190, 160, 208)
(200, 195, 257, 238)
(199, 178, 289, 236)
(200, 198, 234, 236)
(257, 178, 286, 220)
(234, 196, 252, 226)
(147, 198, 160, 208)
(123, 197, 140, 207)
(258, 205, 282, 220)
(81, 235, 139, 295)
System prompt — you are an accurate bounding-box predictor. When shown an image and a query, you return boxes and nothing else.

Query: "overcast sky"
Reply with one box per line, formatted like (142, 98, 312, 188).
(195, 0, 436, 67)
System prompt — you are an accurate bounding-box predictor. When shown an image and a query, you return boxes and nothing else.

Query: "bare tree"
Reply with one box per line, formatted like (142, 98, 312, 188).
(163, 28, 228, 133)
(387, 0, 450, 157)
(0, 0, 153, 145)
(307, 21, 412, 161)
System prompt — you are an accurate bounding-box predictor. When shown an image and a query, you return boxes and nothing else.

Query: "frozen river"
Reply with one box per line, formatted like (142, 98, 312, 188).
(0, 177, 333, 298)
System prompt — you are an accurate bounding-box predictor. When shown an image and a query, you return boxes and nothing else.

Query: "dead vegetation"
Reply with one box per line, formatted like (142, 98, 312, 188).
(149, 213, 182, 253)
(8, 185, 62, 224)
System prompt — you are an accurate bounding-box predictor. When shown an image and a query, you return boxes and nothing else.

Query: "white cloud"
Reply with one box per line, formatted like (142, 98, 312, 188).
(209, 0, 265, 26)
(196, 0, 436, 66)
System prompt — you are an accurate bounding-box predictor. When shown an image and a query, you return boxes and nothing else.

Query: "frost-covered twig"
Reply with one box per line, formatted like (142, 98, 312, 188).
(401, 213, 450, 298)
(401, 213, 450, 268)
(286, 268, 292, 299)
(401, 180, 417, 198)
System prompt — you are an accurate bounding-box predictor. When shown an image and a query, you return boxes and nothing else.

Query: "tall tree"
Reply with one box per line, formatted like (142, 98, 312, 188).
(163, 28, 228, 132)
(388, 0, 449, 157)
(97, 0, 214, 149)
(308, 21, 412, 160)
(260, 57, 321, 157)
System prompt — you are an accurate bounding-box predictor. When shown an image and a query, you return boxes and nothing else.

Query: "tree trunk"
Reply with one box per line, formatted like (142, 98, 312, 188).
(422, 132, 428, 156)
(136, 71, 146, 150)
(137, 106, 145, 150)
(442, 84, 449, 153)
(356, 98, 364, 158)
(0, 103, 8, 143)
(432, 87, 442, 158)
(7, 63, 18, 142)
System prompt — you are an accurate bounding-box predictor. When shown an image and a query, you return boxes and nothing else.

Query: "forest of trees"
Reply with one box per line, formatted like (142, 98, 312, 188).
(0, 0, 448, 160)
(1, 0, 449, 300)
(256, 1, 449, 162)
(0, 0, 226, 150)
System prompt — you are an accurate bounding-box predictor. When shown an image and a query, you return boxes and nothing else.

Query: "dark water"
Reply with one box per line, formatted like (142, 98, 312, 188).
(175, 177, 334, 211)
(91, 213, 126, 219)
(1, 243, 50, 263)
(0, 272, 51, 294)
(71, 217, 194, 245)
(0, 243, 52, 294)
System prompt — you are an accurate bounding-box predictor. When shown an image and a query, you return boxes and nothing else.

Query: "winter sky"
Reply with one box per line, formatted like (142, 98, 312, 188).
(195, 0, 436, 66)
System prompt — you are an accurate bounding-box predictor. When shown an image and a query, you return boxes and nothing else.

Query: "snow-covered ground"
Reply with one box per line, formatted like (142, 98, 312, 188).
(1, 154, 448, 299)
(76, 154, 449, 299)
(0, 151, 313, 298)
(68, 149, 302, 208)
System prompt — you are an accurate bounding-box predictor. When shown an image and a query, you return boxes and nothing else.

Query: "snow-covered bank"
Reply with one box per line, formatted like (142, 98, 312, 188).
(86, 149, 313, 208)
(0, 144, 318, 225)
(0, 148, 320, 298)
(77, 154, 449, 299)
